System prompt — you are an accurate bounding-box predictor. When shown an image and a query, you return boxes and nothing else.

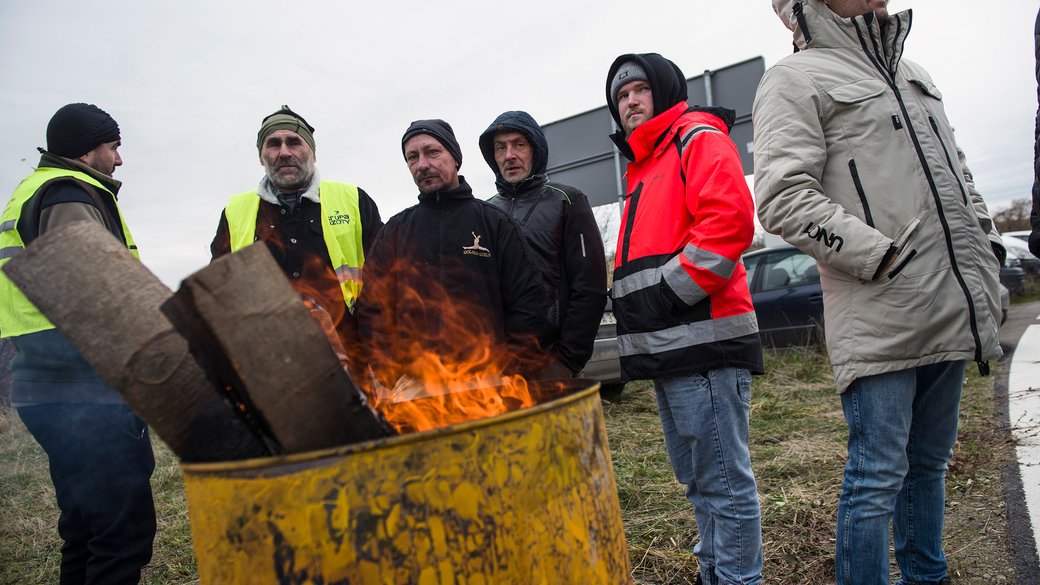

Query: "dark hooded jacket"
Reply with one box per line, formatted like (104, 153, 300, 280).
(1031, 7, 1040, 257)
(356, 177, 549, 386)
(479, 111, 607, 374)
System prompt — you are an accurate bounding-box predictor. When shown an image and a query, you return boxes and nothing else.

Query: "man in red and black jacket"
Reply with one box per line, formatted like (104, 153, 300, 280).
(605, 52, 764, 585)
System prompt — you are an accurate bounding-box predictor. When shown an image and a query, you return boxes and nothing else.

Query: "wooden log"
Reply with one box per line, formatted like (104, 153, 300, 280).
(162, 243, 393, 453)
(1, 221, 271, 462)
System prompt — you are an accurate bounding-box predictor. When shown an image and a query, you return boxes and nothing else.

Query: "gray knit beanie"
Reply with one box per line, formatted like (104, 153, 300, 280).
(609, 60, 649, 105)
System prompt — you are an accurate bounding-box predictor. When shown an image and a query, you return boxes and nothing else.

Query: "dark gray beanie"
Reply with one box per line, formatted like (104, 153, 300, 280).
(609, 60, 649, 104)
(46, 103, 120, 158)
(401, 119, 463, 169)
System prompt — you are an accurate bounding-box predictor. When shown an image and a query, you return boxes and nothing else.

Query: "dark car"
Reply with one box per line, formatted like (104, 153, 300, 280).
(745, 244, 1014, 344)
(743, 245, 825, 347)
(584, 244, 1011, 395)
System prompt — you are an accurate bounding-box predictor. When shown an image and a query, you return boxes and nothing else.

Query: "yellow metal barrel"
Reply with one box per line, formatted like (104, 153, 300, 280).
(181, 380, 631, 584)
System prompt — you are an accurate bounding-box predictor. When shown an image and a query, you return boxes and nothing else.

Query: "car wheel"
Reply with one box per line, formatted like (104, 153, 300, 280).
(599, 382, 625, 399)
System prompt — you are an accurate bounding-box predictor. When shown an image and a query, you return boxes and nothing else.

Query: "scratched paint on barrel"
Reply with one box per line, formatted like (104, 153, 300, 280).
(182, 382, 631, 584)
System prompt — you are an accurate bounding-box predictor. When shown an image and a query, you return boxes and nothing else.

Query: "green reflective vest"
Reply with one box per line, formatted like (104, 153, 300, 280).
(224, 181, 364, 309)
(0, 168, 139, 338)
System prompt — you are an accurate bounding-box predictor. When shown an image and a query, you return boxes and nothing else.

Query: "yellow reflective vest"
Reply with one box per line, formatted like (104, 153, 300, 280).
(0, 168, 139, 338)
(224, 181, 364, 309)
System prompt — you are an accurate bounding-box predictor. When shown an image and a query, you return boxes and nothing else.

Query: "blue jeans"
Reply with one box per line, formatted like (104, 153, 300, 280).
(18, 403, 156, 585)
(835, 360, 965, 585)
(654, 368, 762, 585)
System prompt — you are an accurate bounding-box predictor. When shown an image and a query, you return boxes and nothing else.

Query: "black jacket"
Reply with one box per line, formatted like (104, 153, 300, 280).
(1031, 7, 1040, 257)
(479, 111, 607, 374)
(357, 177, 549, 385)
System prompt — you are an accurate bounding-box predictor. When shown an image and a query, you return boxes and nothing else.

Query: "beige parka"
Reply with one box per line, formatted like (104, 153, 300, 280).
(753, 0, 1003, 392)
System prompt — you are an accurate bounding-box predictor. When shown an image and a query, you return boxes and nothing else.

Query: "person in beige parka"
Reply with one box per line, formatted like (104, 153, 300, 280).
(752, 1, 1004, 584)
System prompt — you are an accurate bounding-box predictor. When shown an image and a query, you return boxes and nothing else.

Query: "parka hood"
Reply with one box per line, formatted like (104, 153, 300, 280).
(604, 53, 687, 131)
(772, 0, 911, 58)
(478, 110, 549, 179)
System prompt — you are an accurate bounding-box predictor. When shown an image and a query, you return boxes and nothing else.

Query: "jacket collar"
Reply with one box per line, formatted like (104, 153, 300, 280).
(417, 175, 474, 204)
(777, 0, 912, 76)
(257, 167, 321, 206)
(625, 102, 689, 162)
(494, 172, 547, 198)
(36, 149, 122, 197)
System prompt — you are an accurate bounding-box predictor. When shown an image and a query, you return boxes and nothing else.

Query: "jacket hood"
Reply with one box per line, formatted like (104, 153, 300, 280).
(772, 0, 911, 57)
(37, 148, 122, 196)
(605, 53, 687, 131)
(478, 111, 549, 180)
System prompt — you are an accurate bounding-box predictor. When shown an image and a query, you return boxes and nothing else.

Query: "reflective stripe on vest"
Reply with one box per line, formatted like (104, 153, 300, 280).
(0, 168, 139, 338)
(224, 181, 365, 309)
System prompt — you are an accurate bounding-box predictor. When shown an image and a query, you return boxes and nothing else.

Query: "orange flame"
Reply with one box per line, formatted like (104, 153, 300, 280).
(294, 252, 549, 435)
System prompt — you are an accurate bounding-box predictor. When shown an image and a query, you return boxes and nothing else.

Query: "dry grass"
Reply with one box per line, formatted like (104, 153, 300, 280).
(604, 347, 1017, 584)
(0, 346, 1018, 584)
(0, 409, 197, 585)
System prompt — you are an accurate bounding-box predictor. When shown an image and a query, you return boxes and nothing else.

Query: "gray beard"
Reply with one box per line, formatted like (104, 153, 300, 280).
(268, 169, 314, 192)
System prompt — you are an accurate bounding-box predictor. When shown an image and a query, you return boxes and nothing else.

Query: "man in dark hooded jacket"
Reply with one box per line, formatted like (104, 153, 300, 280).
(479, 111, 606, 378)
(357, 119, 548, 391)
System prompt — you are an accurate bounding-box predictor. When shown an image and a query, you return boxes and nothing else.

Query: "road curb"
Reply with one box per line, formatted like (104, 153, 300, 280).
(999, 302, 1040, 584)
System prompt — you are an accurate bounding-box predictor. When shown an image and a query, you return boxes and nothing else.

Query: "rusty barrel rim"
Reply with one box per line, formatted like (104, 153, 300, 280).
(181, 378, 602, 475)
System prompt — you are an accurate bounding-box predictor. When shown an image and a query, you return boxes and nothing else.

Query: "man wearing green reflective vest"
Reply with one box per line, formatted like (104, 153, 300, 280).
(0, 103, 156, 584)
(210, 105, 383, 371)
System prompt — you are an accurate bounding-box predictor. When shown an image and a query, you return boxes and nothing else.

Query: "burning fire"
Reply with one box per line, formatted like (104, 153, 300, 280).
(295, 254, 548, 435)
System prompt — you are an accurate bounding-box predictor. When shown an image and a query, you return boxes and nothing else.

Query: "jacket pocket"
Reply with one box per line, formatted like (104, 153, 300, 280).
(891, 217, 920, 251)
(848, 159, 875, 227)
(886, 218, 921, 279)
(826, 79, 888, 104)
(907, 77, 943, 101)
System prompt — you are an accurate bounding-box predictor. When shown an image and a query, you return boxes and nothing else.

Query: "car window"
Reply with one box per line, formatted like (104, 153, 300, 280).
(743, 254, 763, 290)
(756, 249, 820, 292)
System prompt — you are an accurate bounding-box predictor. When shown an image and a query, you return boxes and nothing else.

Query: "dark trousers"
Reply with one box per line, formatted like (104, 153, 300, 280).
(18, 403, 156, 585)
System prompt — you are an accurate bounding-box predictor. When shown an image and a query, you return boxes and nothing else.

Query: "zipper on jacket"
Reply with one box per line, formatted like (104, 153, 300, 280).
(848, 160, 876, 228)
(620, 183, 642, 265)
(852, 18, 985, 364)
(928, 116, 969, 206)
(793, 2, 813, 45)
(520, 197, 546, 225)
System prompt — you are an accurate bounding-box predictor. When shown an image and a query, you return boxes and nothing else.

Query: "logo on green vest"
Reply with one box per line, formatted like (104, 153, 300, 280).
(328, 210, 351, 226)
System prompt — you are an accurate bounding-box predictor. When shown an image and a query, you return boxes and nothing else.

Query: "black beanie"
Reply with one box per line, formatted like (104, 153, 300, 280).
(47, 103, 120, 158)
(401, 119, 462, 169)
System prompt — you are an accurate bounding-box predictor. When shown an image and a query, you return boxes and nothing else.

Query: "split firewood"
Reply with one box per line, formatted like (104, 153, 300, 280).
(1, 221, 271, 462)
(162, 242, 394, 453)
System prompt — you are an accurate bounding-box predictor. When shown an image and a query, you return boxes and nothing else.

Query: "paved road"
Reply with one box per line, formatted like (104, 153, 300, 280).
(999, 300, 1040, 583)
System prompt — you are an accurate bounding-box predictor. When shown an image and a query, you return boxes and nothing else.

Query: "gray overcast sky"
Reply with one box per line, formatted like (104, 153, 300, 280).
(1, 0, 1035, 287)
